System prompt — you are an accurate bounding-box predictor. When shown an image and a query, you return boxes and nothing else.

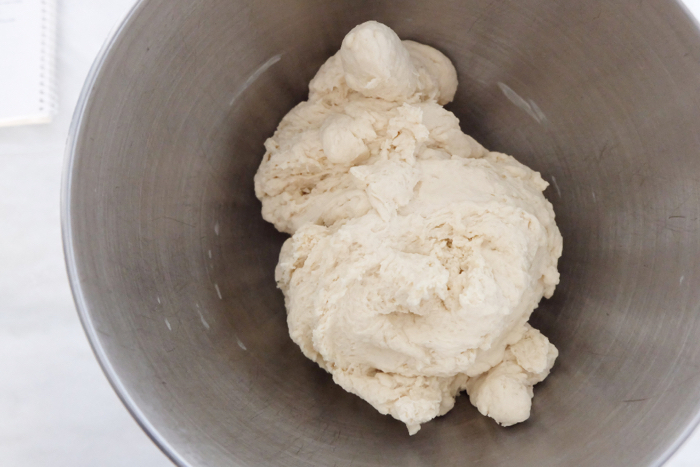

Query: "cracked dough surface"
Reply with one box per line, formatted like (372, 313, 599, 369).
(254, 20, 562, 435)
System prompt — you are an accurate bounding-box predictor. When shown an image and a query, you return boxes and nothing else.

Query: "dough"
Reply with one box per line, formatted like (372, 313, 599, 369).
(255, 21, 562, 434)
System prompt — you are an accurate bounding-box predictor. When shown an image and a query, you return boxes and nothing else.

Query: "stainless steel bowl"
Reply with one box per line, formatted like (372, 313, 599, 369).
(62, 1, 700, 465)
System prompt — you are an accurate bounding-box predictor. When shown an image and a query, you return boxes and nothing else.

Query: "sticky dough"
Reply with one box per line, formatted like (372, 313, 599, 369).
(254, 21, 563, 435)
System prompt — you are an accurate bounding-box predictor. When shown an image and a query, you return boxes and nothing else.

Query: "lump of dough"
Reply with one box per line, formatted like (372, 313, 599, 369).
(339, 21, 419, 102)
(254, 21, 464, 235)
(338, 21, 458, 104)
(466, 326, 558, 426)
(403, 40, 458, 105)
(276, 156, 560, 433)
(253, 100, 485, 234)
(254, 20, 563, 434)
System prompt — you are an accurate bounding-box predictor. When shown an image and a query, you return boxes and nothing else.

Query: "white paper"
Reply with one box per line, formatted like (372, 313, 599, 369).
(0, 0, 57, 127)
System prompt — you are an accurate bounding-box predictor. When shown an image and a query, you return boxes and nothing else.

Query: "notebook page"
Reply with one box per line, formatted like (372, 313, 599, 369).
(0, 0, 57, 127)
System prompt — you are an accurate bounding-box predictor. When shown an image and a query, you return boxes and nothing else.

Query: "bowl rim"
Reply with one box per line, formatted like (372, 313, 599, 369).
(60, 1, 700, 466)
(60, 1, 187, 466)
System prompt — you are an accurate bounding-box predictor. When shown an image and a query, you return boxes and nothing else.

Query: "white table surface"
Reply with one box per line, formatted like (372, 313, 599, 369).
(1, 1, 699, 466)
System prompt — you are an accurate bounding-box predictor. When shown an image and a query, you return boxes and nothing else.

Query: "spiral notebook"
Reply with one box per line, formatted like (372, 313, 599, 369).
(0, 0, 57, 127)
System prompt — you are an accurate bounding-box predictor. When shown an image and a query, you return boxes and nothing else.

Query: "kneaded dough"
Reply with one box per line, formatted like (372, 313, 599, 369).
(254, 21, 563, 435)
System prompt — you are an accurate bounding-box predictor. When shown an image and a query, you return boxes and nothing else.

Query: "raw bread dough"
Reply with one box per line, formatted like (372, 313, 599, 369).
(255, 21, 562, 435)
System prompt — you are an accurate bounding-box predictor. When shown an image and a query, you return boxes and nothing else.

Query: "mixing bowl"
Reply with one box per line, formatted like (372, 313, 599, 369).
(62, 0, 700, 465)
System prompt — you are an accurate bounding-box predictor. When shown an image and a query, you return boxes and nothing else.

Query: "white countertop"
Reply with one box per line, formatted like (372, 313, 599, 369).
(1, 1, 699, 465)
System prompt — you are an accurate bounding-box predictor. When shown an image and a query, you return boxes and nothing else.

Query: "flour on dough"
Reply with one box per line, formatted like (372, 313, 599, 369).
(255, 20, 563, 435)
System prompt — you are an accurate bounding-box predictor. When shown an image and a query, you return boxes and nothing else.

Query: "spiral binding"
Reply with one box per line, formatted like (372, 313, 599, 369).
(38, 0, 57, 117)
